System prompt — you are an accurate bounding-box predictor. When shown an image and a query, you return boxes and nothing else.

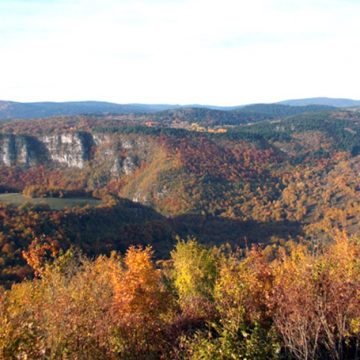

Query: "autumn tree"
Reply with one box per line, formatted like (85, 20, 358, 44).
(111, 246, 171, 358)
(271, 232, 360, 360)
(171, 238, 218, 318)
(182, 247, 279, 359)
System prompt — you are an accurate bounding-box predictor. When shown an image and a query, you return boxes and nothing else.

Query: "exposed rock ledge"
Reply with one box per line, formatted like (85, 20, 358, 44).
(0, 132, 142, 174)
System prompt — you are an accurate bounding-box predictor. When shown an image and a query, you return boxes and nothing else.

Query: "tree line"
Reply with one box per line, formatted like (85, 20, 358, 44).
(1, 234, 360, 359)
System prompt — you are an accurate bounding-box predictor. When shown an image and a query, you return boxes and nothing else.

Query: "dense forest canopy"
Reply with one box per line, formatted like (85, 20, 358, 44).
(2, 235, 360, 359)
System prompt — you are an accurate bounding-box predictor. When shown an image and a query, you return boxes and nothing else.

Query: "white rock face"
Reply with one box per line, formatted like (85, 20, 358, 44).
(0, 135, 14, 166)
(17, 140, 31, 166)
(122, 156, 136, 175)
(0, 135, 38, 166)
(40, 133, 91, 168)
(110, 158, 122, 176)
(132, 192, 149, 204)
(121, 139, 134, 149)
(0, 132, 147, 175)
(92, 133, 111, 146)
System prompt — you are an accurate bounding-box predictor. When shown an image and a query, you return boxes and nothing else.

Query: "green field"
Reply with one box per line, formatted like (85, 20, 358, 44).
(0, 193, 101, 210)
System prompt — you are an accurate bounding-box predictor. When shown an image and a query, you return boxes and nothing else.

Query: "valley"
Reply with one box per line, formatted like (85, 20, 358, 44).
(3, 0, 359, 356)
(2, 102, 360, 358)
(1, 104, 360, 286)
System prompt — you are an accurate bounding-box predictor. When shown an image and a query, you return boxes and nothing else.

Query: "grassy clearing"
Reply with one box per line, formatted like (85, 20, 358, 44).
(0, 193, 101, 210)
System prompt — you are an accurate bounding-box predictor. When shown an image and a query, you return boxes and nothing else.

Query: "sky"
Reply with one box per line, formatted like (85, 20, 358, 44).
(0, 0, 359, 105)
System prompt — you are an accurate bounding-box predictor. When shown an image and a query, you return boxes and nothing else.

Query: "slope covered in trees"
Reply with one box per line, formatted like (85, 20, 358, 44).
(1, 235, 360, 359)
(2, 109, 360, 287)
(2, 108, 360, 357)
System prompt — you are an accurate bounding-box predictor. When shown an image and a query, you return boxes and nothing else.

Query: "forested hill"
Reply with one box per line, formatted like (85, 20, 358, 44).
(278, 97, 360, 107)
(0, 101, 181, 120)
(239, 103, 334, 116)
(0, 99, 337, 121)
(2, 108, 360, 288)
(144, 104, 335, 126)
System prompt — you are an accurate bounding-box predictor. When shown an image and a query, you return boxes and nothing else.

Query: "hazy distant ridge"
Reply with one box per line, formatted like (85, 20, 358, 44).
(0, 97, 356, 120)
(278, 97, 360, 107)
(0, 101, 181, 120)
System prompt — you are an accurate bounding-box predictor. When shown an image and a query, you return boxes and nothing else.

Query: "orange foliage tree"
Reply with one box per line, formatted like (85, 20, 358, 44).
(110, 246, 171, 357)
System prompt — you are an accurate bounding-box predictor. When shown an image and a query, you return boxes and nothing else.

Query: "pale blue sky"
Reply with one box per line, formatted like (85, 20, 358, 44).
(0, 0, 359, 105)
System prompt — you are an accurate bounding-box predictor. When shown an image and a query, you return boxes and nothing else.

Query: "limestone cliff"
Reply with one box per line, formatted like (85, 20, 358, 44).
(0, 131, 146, 175)
(40, 132, 93, 169)
(0, 130, 183, 213)
(0, 134, 45, 166)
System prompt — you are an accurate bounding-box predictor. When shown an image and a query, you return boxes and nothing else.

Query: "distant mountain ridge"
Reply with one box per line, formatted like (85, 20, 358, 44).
(278, 97, 360, 107)
(147, 104, 335, 126)
(0, 101, 182, 120)
(0, 97, 357, 120)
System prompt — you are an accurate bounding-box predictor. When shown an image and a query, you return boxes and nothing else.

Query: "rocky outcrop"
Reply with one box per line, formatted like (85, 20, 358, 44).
(92, 134, 147, 177)
(0, 134, 44, 166)
(0, 132, 94, 168)
(40, 132, 93, 169)
(0, 132, 147, 175)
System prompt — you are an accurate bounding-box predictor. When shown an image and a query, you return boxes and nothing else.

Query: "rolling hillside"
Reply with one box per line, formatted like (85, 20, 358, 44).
(2, 108, 360, 287)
